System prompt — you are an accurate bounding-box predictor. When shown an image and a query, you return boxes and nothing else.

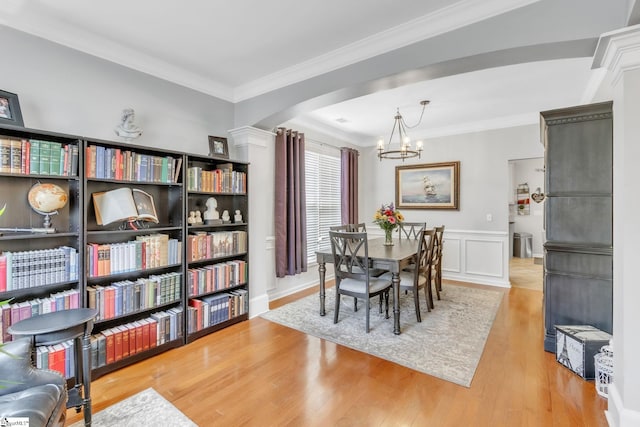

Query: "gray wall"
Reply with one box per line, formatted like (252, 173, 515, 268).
(1, 26, 233, 155)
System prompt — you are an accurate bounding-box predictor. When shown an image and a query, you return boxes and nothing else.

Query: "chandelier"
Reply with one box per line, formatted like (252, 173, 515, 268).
(377, 100, 429, 161)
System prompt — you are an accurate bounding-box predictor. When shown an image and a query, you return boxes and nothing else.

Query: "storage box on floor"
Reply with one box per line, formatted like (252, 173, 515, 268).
(555, 325, 611, 380)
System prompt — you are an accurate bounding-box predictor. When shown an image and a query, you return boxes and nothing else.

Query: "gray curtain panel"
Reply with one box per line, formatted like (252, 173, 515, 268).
(341, 147, 359, 225)
(275, 128, 307, 277)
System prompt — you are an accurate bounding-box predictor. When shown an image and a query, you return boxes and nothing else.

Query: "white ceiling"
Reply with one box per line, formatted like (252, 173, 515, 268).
(0, 0, 623, 145)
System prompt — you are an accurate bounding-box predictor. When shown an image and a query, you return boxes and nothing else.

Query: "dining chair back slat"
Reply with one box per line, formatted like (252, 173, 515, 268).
(329, 230, 392, 332)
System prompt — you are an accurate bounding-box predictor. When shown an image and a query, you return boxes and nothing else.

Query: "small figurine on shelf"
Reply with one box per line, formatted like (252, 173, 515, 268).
(114, 108, 143, 141)
(194, 210, 203, 225)
(187, 211, 197, 225)
(221, 210, 230, 223)
(234, 209, 243, 223)
(204, 197, 222, 224)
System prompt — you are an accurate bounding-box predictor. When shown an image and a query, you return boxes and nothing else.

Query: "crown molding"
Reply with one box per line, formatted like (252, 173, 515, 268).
(0, 13, 235, 101)
(228, 126, 276, 148)
(233, 0, 542, 101)
(1, 0, 539, 103)
(593, 24, 640, 86)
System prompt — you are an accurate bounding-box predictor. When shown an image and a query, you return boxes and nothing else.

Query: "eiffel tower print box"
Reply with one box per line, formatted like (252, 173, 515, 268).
(555, 325, 612, 380)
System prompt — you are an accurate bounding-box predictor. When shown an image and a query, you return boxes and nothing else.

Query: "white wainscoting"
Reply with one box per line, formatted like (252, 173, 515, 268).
(441, 229, 511, 288)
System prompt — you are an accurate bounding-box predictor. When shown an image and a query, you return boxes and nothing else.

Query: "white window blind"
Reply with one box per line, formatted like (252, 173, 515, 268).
(305, 148, 341, 264)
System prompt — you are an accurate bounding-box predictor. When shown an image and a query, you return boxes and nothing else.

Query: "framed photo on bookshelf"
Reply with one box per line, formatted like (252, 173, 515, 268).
(0, 89, 24, 127)
(208, 135, 229, 159)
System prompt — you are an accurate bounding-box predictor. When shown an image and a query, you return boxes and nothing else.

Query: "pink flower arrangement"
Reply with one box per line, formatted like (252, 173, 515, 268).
(373, 202, 404, 232)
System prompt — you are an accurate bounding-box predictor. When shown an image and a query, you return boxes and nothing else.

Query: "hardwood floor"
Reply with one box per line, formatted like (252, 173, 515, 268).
(66, 279, 607, 426)
(510, 256, 543, 291)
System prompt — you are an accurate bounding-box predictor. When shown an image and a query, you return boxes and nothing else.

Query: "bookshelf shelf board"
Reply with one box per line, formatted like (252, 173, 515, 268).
(186, 314, 248, 344)
(86, 177, 182, 187)
(86, 263, 183, 283)
(93, 300, 183, 326)
(91, 339, 183, 380)
(0, 172, 79, 180)
(86, 226, 182, 236)
(187, 223, 247, 230)
(0, 281, 79, 300)
(187, 190, 246, 196)
(188, 282, 248, 299)
(0, 231, 79, 241)
(188, 252, 248, 265)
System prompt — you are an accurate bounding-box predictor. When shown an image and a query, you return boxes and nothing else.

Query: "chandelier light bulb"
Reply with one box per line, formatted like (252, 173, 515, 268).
(377, 100, 430, 162)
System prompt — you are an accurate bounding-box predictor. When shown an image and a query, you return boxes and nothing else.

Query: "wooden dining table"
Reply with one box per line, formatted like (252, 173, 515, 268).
(316, 237, 419, 335)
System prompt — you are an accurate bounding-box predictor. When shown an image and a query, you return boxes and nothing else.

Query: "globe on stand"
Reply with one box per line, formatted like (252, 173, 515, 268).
(27, 183, 68, 231)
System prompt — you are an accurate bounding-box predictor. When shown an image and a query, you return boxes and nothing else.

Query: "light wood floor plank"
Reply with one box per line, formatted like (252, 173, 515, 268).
(66, 260, 607, 426)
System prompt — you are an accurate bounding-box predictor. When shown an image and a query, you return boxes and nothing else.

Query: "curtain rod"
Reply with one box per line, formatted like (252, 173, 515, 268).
(276, 128, 359, 155)
(306, 138, 343, 152)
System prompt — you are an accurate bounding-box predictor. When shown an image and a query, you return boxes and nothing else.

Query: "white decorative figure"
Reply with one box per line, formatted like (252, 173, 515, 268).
(221, 210, 230, 223)
(187, 211, 196, 225)
(115, 108, 143, 141)
(234, 209, 243, 223)
(203, 197, 220, 222)
(194, 210, 203, 224)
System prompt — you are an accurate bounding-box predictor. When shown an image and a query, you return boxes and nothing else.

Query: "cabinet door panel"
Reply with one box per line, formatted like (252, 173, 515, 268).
(546, 119, 612, 195)
(545, 250, 611, 279)
(543, 271, 612, 335)
(545, 196, 612, 245)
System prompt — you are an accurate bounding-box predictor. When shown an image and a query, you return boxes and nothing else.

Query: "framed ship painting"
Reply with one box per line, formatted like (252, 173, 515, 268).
(395, 161, 460, 210)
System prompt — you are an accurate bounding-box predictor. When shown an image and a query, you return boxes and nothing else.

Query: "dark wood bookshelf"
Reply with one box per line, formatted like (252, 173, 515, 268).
(1, 125, 250, 380)
(185, 313, 248, 344)
(91, 339, 183, 380)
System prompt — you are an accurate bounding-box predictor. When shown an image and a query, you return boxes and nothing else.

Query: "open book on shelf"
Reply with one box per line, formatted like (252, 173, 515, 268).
(92, 187, 158, 226)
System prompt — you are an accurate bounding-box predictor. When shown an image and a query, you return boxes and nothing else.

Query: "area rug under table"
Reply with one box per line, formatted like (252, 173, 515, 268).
(71, 387, 196, 427)
(262, 283, 503, 387)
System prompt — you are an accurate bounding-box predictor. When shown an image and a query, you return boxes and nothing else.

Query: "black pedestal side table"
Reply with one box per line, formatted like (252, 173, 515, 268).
(8, 308, 98, 426)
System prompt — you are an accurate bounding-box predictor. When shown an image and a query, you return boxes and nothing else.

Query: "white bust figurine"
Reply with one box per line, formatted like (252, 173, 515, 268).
(222, 210, 230, 222)
(234, 209, 242, 223)
(115, 108, 143, 141)
(203, 197, 220, 221)
(187, 211, 196, 225)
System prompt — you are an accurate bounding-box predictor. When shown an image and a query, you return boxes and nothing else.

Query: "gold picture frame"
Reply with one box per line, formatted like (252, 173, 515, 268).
(396, 161, 460, 210)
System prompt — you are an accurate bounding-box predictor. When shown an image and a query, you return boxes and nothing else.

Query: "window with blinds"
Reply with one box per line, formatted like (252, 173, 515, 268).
(305, 148, 341, 264)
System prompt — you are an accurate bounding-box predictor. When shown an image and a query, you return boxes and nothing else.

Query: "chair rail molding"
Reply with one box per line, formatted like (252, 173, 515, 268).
(441, 229, 510, 287)
(367, 228, 510, 287)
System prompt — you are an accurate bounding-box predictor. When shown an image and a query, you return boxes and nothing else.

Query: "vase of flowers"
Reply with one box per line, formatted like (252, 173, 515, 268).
(373, 202, 404, 246)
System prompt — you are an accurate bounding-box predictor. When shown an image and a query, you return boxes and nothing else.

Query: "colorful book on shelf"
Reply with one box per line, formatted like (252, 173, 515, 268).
(92, 187, 159, 226)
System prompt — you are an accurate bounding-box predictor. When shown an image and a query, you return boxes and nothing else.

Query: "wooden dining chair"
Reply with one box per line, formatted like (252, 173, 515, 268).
(329, 230, 392, 332)
(380, 228, 436, 321)
(398, 221, 426, 240)
(431, 225, 445, 299)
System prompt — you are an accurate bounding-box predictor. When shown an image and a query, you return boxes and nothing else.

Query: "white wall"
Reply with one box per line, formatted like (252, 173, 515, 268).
(267, 123, 545, 295)
(510, 157, 545, 257)
(1, 26, 234, 154)
(359, 125, 544, 232)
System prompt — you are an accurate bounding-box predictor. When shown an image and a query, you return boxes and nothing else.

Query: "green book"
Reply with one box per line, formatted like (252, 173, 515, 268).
(29, 140, 40, 175)
(161, 156, 169, 183)
(39, 141, 51, 175)
(49, 142, 62, 176)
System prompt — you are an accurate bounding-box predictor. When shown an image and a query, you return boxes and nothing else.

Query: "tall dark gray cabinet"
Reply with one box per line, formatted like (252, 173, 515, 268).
(541, 101, 613, 352)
